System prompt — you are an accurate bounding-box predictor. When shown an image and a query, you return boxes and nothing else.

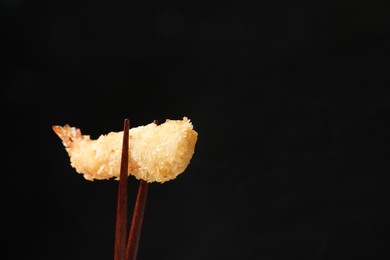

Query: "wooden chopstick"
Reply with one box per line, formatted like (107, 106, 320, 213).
(114, 118, 130, 260)
(125, 121, 158, 260)
(126, 180, 149, 260)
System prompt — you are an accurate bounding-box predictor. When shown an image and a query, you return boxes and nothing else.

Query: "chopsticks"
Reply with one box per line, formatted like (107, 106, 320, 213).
(114, 119, 149, 260)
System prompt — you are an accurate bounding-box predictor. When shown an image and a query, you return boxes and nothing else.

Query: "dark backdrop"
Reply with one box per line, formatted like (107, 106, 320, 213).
(2, 0, 389, 259)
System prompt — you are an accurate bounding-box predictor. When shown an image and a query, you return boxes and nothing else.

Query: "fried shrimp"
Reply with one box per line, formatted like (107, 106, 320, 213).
(52, 117, 198, 183)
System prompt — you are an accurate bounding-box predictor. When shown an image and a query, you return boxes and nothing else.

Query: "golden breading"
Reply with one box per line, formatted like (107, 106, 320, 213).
(53, 117, 198, 183)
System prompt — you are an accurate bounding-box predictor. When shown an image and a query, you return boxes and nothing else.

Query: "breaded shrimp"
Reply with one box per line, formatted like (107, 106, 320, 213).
(52, 117, 198, 183)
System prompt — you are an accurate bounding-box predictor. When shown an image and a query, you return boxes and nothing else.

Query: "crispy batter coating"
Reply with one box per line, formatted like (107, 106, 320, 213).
(53, 117, 198, 183)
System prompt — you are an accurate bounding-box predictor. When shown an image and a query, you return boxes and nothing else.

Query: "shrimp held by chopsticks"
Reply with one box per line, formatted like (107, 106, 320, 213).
(52, 117, 198, 183)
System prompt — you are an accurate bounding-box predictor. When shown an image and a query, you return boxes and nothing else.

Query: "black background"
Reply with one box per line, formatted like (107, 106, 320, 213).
(2, 0, 390, 259)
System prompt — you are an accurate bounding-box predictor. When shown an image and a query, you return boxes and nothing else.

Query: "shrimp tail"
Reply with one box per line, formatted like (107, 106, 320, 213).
(52, 124, 83, 148)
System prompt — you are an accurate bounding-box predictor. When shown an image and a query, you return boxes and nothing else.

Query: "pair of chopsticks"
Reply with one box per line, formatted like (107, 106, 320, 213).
(114, 119, 149, 260)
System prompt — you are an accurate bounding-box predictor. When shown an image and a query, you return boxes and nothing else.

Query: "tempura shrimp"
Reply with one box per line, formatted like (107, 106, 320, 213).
(52, 117, 198, 183)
